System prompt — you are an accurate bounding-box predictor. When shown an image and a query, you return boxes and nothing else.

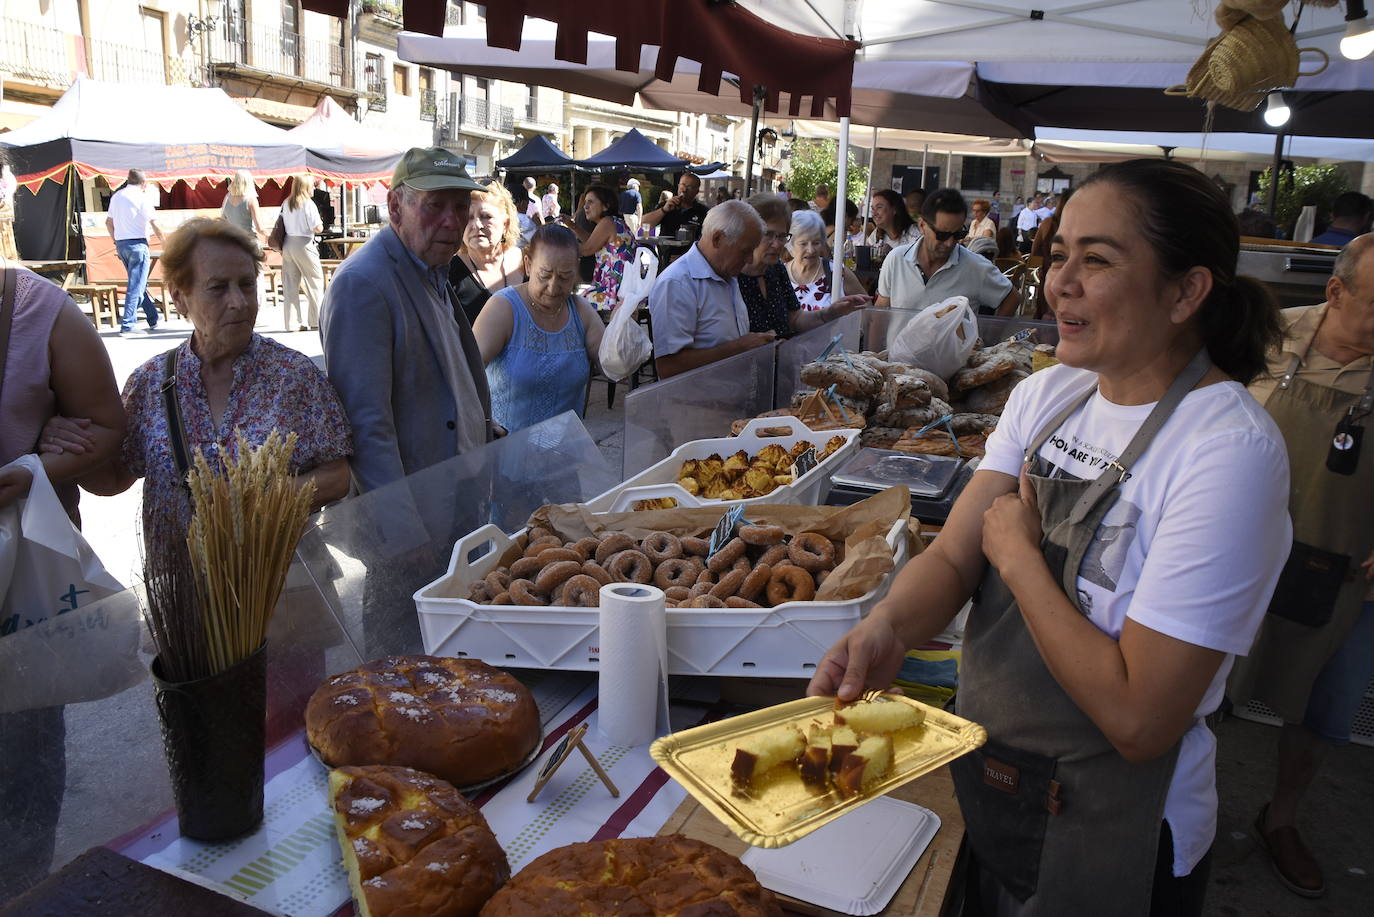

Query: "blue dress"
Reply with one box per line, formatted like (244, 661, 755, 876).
(486, 287, 590, 433)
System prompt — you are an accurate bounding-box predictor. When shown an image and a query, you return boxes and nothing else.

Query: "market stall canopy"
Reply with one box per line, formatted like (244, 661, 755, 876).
(1034, 127, 1374, 164)
(497, 133, 579, 170)
(783, 120, 1032, 157)
(397, 21, 1026, 137)
(0, 77, 306, 190)
(576, 129, 696, 172)
(287, 96, 403, 185)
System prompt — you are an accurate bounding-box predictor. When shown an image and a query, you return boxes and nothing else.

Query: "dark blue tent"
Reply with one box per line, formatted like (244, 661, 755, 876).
(576, 129, 691, 171)
(496, 134, 578, 170)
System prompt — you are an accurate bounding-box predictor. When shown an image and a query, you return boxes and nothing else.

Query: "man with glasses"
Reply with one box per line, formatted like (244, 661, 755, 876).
(876, 188, 1019, 317)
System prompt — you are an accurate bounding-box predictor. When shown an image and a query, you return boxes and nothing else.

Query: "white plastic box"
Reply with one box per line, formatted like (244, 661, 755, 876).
(584, 416, 861, 513)
(414, 517, 908, 678)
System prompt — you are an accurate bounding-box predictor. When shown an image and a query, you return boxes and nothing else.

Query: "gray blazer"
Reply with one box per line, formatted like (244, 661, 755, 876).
(320, 227, 492, 494)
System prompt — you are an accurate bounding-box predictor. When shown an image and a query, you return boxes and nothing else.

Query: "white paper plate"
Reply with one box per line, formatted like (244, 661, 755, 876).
(740, 795, 941, 916)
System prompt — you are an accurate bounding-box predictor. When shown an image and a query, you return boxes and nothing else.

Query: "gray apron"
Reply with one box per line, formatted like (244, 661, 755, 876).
(1229, 332, 1374, 722)
(951, 350, 1212, 916)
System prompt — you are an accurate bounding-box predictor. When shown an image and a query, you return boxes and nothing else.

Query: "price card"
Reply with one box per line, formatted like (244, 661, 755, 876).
(823, 384, 852, 421)
(816, 332, 845, 362)
(789, 447, 819, 480)
(1007, 328, 1036, 344)
(707, 504, 748, 558)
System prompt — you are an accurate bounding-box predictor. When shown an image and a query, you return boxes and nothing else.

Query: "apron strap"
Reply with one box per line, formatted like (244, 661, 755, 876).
(1023, 385, 1096, 464)
(1277, 353, 1302, 391)
(1067, 349, 1213, 526)
(1352, 364, 1374, 421)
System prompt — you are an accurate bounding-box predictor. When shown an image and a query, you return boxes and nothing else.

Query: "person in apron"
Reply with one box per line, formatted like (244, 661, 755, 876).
(1229, 233, 1374, 898)
(809, 159, 1293, 917)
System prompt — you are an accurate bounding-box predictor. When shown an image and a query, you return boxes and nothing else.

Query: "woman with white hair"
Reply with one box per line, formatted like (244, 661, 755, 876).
(220, 170, 267, 243)
(785, 209, 865, 312)
(541, 182, 561, 223)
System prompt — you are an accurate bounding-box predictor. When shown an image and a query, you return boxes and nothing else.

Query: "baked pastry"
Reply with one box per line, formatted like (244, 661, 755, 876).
(834, 697, 926, 733)
(949, 413, 1000, 436)
(953, 351, 1020, 391)
(835, 735, 895, 798)
(956, 370, 1027, 415)
(479, 835, 783, 916)
(306, 656, 541, 788)
(330, 765, 508, 917)
(731, 725, 805, 789)
(790, 387, 870, 419)
(859, 425, 908, 449)
(892, 430, 990, 458)
(883, 372, 933, 410)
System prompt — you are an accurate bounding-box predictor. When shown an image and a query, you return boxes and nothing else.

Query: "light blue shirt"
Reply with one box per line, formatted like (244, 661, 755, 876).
(648, 243, 749, 357)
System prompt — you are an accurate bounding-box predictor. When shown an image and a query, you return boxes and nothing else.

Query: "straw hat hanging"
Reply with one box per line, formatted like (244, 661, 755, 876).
(1166, 0, 1328, 111)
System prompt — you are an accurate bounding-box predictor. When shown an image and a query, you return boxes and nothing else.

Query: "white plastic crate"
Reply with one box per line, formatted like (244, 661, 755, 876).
(584, 416, 861, 513)
(413, 517, 908, 678)
(1232, 683, 1374, 748)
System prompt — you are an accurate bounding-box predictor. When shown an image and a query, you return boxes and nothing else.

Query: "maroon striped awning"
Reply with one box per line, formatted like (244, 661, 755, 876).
(303, 0, 858, 117)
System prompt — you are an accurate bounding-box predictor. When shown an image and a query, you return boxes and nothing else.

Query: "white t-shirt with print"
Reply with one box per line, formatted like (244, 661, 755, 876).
(980, 364, 1291, 876)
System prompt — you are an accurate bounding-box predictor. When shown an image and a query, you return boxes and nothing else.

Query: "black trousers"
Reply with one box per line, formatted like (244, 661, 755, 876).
(0, 706, 67, 899)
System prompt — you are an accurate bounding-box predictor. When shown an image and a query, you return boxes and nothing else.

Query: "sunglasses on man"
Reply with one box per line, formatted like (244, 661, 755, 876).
(924, 225, 968, 242)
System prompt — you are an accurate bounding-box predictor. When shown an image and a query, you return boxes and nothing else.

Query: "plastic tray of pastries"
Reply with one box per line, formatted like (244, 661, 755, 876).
(650, 691, 986, 848)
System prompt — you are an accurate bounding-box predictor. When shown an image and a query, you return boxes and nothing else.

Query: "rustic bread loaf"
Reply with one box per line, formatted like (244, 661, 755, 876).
(330, 764, 508, 917)
(479, 836, 782, 916)
(307, 656, 540, 788)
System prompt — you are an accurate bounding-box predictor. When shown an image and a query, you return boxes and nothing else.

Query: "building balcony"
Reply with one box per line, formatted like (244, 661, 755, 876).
(515, 97, 565, 133)
(206, 20, 363, 96)
(458, 97, 515, 139)
(0, 17, 203, 97)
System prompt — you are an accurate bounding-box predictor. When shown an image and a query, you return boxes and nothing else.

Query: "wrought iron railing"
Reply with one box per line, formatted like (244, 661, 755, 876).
(420, 88, 438, 122)
(206, 20, 358, 89)
(519, 96, 564, 129)
(460, 97, 514, 135)
(0, 18, 203, 88)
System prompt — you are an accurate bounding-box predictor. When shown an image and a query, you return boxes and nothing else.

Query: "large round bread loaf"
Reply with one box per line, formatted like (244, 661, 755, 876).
(330, 764, 508, 917)
(307, 656, 540, 787)
(479, 835, 782, 916)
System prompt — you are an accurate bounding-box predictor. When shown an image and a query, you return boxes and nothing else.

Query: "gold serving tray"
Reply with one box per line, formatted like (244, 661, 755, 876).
(650, 692, 986, 849)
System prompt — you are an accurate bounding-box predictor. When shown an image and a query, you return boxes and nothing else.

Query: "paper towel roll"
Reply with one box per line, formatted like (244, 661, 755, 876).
(597, 583, 667, 747)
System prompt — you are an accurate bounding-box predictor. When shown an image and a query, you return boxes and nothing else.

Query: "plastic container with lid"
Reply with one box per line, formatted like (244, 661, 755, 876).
(827, 448, 972, 523)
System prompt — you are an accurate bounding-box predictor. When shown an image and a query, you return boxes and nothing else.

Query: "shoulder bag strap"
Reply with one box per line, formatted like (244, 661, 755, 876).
(161, 347, 193, 490)
(0, 265, 16, 407)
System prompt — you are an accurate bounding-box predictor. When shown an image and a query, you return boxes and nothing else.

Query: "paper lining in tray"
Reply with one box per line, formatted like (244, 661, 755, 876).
(649, 692, 985, 848)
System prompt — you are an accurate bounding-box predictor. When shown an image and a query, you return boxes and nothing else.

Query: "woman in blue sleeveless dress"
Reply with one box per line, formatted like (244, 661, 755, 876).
(473, 225, 604, 433)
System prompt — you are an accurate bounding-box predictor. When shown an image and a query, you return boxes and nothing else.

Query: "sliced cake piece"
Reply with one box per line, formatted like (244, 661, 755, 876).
(329, 765, 509, 917)
(730, 725, 805, 789)
(833, 697, 926, 734)
(800, 725, 833, 787)
(828, 724, 859, 775)
(835, 734, 895, 798)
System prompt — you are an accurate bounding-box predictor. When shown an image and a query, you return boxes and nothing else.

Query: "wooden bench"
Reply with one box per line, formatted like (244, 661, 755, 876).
(65, 283, 122, 330)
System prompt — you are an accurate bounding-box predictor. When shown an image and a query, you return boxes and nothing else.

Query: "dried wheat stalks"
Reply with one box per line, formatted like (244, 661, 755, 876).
(182, 429, 316, 676)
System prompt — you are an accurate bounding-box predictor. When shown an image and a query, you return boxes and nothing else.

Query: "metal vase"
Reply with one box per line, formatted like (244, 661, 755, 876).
(151, 644, 267, 841)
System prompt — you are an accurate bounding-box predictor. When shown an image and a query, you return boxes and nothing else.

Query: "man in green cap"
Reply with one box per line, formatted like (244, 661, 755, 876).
(322, 147, 496, 495)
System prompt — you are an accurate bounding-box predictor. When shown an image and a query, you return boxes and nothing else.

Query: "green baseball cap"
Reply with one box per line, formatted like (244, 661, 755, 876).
(391, 147, 483, 192)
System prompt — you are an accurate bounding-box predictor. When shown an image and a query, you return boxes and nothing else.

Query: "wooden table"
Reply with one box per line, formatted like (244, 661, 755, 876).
(321, 236, 369, 260)
(19, 259, 85, 288)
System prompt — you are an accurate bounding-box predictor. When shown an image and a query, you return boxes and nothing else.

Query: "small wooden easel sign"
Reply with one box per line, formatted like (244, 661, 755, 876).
(526, 722, 620, 803)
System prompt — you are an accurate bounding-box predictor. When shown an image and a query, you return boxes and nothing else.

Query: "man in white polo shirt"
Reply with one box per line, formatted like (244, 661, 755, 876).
(876, 188, 1019, 320)
(1016, 191, 1044, 254)
(104, 169, 165, 335)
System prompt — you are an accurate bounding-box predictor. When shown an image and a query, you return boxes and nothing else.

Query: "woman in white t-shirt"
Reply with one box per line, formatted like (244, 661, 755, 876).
(810, 159, 1291, 916)
(279, 174, 324, 331)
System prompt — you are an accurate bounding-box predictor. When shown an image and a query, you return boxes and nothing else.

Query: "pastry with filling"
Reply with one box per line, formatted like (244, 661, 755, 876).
(307, 656, 541, 788)
(834, 697, 926, 734)
(480, 835, 782, 916)
(330, 765, 508, 917)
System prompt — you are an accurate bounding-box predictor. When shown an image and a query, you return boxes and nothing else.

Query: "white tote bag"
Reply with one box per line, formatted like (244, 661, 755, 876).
(598, 246, 657, 382)
(0, 454, 141, 713)
(888, 296, 979, 380)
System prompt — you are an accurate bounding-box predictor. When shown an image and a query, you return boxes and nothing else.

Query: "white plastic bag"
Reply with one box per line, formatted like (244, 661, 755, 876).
(888, 296, 978, 379)
(0, 454, 140, 713)
(598, 246, 657, 382)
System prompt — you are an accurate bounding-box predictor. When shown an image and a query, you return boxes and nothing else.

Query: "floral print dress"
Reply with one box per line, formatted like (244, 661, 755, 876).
(790, 258, 835, 312)
(587, 216, 634, 311)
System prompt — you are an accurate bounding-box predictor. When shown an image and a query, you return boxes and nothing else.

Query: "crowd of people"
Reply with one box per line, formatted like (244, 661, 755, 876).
(3, 138, 1372, 914)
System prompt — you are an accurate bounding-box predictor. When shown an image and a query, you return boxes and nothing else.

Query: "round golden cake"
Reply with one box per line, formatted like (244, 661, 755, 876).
(479, 835, 782, 916)
(306, 656, 541, 787)
(330, 764, 508, 917)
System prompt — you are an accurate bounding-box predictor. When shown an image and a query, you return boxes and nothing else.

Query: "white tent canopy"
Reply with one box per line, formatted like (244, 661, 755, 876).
(1035, 128, 1374, 164)
(784, 119, 1031, 157)
(287, 96, 406, 156)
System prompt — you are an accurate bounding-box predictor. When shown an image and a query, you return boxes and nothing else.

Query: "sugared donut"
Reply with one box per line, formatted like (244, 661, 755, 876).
(710, 568, 747, 599)
(594, 533, 636, 565)
(642, 532, 684, 565)
(570, 537, 601, 561)
(726, 595, 763, 608)
(535, 560, 582, 595)
(739, 563, 772, 601)
(766, 565, 817, 605)
(581, 561, 612, 586)
(535, 547, 581, 566)
(562, 574, 602, 607)
(664, 586, 691, 602)
(510, 556, 542, 580)
(484, 570, 511, 595)
(756, 543, 789, 567)
(739, 524, 785, 546)
(523, 535, 562, 558)
(606, 550, 653, 584)
(681, 536, 711, 557)
(707, 537, 747, 572)
(788, 532, 836, 572)
(509, 579, 546, 606)
(687, 594, 727, 608)
(654, 557, 698, 590)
